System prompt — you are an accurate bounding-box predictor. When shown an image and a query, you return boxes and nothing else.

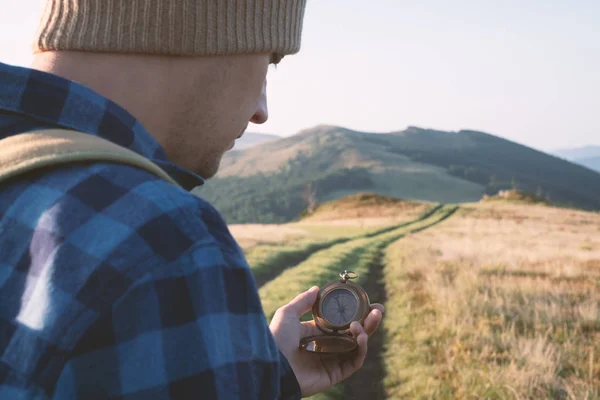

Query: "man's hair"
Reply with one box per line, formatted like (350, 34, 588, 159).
(33, 0, 307, 57)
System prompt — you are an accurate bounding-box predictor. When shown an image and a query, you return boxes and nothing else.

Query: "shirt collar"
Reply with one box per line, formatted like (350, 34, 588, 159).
(0, 62, 204, 190)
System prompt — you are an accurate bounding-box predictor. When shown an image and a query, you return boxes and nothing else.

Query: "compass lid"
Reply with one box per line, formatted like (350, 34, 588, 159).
(300, 335, 357, 354)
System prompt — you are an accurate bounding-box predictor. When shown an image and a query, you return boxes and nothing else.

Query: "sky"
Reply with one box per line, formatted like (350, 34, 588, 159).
(1, 0, 598, 152)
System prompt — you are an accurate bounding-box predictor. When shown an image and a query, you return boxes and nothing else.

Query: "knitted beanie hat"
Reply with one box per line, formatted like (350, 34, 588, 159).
(33, 0, 307, 57)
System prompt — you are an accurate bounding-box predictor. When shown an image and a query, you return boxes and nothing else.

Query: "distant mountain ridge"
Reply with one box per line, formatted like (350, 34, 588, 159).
(553, 145, 600, 161)
(576, 156, 600, 173)
(553, 146, 600, 173)
(195, 125, 600, 223)
(234, 132, 280, 149)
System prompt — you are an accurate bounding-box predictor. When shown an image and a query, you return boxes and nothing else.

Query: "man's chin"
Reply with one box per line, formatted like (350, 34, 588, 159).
(196, 158, 222, 180)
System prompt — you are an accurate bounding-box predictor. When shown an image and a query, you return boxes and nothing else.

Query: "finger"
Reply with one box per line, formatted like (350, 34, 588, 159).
(355, 329, 368, 362)
(349, 321, 364, 339)
(284, 286, 319, 318)
(300, 320, 323, 338)
(363, 308, 383, 337)
(370, 303, 384, 314)
(343, 322, 368, 374)
(318, 322, 368, 383)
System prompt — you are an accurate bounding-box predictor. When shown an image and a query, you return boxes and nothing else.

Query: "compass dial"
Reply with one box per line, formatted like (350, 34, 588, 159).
(321, 289, 358, 326)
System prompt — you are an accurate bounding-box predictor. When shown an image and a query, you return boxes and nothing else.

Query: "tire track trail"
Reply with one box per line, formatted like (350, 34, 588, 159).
(254, 205, 445, 288)
(343, 205, 459, 400)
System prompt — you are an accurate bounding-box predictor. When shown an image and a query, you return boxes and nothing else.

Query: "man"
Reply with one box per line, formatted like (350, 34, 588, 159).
(0, 1, 384, 399)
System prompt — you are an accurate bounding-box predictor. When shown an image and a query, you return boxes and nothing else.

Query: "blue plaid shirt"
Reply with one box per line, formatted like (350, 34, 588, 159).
(0, 62, 301, 399)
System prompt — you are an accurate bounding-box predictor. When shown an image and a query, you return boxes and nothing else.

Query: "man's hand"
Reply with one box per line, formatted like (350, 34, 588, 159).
(269, 286, 384, 397)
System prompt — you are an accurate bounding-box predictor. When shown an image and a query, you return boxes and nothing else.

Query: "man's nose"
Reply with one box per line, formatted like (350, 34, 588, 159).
(250, 103, 268, 124)
(250, 84, 268, 124)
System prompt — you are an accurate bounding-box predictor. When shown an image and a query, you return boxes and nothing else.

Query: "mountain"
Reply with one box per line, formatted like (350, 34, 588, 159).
(553, 145, 600, 161)
(194, 125, 600, 224)
(576, 156, 600, 173)
(234, 132, 280, 149)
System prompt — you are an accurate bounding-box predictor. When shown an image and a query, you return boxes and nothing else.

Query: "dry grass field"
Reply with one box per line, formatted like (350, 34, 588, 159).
(383, 203, 600, 399)
(230, 196, 600, 399)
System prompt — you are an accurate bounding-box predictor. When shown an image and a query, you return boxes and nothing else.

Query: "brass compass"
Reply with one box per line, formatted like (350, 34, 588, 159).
(300, 271, 370, 354)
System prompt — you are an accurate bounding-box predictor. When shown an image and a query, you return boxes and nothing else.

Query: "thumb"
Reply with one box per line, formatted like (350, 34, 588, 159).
(285, 286, 319, 318)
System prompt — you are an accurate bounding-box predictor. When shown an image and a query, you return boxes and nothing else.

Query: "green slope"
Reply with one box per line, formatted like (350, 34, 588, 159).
(195, 125, 600, 223)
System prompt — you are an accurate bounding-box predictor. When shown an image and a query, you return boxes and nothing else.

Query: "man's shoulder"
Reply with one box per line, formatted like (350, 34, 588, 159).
(0, 161, 258, 398)
(0, 159, 246, 339)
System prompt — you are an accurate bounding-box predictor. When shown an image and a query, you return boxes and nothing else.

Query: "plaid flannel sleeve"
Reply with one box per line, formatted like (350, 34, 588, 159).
(0, 162, 300, 399)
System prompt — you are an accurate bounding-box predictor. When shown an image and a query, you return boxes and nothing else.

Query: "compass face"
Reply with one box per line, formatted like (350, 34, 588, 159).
(321, 288, 359, 326)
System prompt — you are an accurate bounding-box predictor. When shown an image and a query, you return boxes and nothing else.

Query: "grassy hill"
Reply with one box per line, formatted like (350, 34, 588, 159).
(301, 192, 428, 222)
(195, 125, 600, 223)
(231, 194, 600, 399)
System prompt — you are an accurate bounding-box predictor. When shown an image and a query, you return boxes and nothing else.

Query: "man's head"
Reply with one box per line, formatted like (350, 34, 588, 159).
(30, 0, 307, 179)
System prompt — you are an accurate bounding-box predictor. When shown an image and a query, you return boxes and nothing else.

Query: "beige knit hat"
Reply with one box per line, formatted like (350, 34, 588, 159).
(33, 0, 307, 56)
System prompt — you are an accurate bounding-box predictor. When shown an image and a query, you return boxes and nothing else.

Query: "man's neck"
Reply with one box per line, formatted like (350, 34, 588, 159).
(31, 51, 172, 143)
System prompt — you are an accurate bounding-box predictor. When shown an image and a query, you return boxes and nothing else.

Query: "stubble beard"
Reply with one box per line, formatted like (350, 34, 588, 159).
(197, 156, 221, 179)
